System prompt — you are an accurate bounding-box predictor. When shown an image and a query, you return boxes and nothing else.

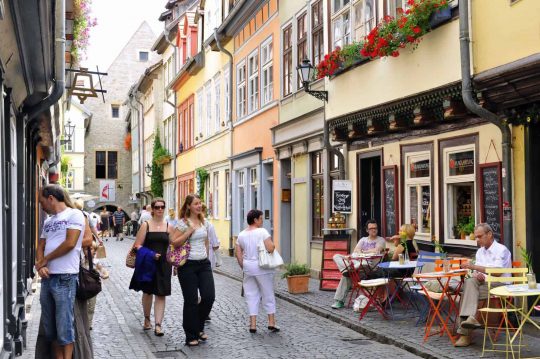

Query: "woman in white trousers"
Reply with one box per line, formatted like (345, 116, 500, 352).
(235, 209, 279, 333)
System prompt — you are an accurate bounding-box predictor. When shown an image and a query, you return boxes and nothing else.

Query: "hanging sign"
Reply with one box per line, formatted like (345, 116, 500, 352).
(332, 180, 352, 214)
(99, 180, 116, 202)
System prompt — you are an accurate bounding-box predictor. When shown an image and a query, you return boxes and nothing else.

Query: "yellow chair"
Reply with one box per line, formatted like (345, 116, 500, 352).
(480, 267, 528, 358)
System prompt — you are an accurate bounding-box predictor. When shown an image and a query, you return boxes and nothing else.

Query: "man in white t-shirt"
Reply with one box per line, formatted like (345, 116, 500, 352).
(138, 204, 152, 224)
(454, 223, 512, 347)
(35, 184, 85, 358)
(331, 219, 386, 309)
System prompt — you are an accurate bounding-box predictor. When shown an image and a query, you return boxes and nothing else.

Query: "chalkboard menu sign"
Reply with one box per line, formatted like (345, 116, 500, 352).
(479, 163, 503, 243)
(332, 180, 352, 214)
(382, 165, 399, 237)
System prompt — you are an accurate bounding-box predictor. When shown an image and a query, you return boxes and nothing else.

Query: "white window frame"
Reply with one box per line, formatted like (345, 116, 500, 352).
(213, 171, 219, 218)
(64, 135, 74, 152)
(238, 170, 246, 227)
(196, 88, 204, 140)
(383, 0, 407, 18)
(333, 0, 351, 13)
(214, 73, 221, 133)
(332, 8, 351, 48)
(261, 38, 273, 106)
(247, 50, 259, 114)
(404, 151, 431, 240)
(443, 144, 477, 246)
(236, 60, 246, 119)
(205, 81, 213, 137)
(225, 169, 231, 219)
(224, 67, 231, 122)
(353, 0, 377, 41)
(250, 167, 258, 209)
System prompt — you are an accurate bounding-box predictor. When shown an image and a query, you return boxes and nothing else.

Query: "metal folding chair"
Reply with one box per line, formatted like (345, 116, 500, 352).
(358, 278, 389, 320)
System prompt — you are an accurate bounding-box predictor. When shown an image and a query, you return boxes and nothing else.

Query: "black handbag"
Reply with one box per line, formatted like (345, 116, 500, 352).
(76, 248, 102, 300)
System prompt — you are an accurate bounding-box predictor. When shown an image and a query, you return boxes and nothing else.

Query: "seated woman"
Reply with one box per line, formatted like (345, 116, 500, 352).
(386, 224, 419, 278)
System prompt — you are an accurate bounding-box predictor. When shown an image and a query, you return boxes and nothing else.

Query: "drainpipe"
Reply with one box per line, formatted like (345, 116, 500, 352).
(135, 95, 145, 200)
(213, 29, 235, 256)
(459, 0, 513, 255)
(164, 23, 178, 210)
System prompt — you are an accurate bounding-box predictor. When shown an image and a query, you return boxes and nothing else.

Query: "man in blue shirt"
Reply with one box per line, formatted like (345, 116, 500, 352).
(113, 206, 126, 241)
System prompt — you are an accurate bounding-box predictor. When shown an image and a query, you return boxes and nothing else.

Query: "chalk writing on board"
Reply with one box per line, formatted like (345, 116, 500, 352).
(481, 165, 502, 242)
(383, 167, 397, 237)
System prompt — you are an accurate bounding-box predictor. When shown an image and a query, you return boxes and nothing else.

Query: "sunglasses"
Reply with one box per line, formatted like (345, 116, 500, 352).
(153, 205, 165, 210)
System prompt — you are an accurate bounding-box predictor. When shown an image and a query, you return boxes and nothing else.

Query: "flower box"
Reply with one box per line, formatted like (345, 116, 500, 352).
(429, 7, 452, 28)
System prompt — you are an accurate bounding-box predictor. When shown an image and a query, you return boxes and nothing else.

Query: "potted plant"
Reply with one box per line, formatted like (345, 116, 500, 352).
(282, 263, 311, 294)
(521, 247, 536, 289)
(464, 217, 475, 240)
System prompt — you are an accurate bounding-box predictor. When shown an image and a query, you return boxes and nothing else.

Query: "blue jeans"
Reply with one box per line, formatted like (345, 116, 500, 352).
(40, 273, 78, 345)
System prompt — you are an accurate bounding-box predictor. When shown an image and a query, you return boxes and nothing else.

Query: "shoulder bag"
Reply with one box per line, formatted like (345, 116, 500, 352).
(77, 247, 102, 300)
(258, 237, 284, 269)
(167, 221, 191, 267)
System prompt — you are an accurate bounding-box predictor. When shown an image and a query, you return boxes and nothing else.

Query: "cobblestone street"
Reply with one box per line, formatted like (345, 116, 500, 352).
(22, 238, 423, 359)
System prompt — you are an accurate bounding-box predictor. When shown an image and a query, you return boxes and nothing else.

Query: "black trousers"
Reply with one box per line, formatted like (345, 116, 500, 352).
(178, 259, 215, 342)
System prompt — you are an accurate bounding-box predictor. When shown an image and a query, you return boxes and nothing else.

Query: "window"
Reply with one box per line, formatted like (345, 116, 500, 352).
(405, 152, 431, 238)
(178, 174, 195, 207)
(238, 170, 246, 227)
(205, 81, 213, 136)
(225, 169, 231, 218)
(250, 167, 258, 209)
(247, 51, 259, 113)
(132, 149, 139, 173)
(214, 74, 221, 132)
(196, 89, 204, 140)
(111, 105, 120, 118)
(354, 0, 377, 40)
(64, 136, 73, 152)
(297, 13, 308, 89)
(261, 39, 273, 105)
(312, 0, 324, 65)
(443, 145, 476, 245)
(282, 25, 293, 97)
(237, 61, 246, 118)
(333, 10, 351, 48)
(213, 172, 219, 218)
(139, 51, 149, 62)
(333, 0, 350, 12)
(66, 170, 74, 190)
(95, 150, 118, 179)
(163, 115, 174, 155)
(312, 151, 324, 240)
(224, 68, 231, 122)
(178, 96, 194, 151)
(383, 0, 407, 18)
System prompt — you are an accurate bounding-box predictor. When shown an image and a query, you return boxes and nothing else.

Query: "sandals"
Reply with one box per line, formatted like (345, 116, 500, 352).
(154, 323, 164, 337)
(186, 339, 199, 347)
(268, 325, 280, 333)
(199, 332, 208, 341)
(143, 316, 152, 330)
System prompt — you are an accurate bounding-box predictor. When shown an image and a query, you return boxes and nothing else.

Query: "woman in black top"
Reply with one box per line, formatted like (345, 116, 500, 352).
(129, 198, 174, 336)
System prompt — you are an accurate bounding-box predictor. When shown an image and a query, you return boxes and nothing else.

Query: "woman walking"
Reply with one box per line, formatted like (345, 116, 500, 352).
(129, 198, 173, 336)
(235, 209, 279, 333)
(171, 194, 215, 347)
(99, 208, 110, 240)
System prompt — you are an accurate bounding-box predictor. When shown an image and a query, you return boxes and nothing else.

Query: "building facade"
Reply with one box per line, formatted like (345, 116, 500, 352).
(84, 22, 158, 215)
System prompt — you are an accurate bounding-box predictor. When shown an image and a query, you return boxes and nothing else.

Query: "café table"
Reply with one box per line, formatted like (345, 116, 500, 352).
(377, 260, 423, 317)
(413, 269, 468, 345)
(489, 284, 540, 358)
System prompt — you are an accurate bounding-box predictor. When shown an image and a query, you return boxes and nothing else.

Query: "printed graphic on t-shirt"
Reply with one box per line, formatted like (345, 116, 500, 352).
(361, 241, 377, 251)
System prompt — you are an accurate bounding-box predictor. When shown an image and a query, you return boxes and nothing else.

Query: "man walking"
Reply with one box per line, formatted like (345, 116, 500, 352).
(130, 208, 139, 236)
(36, 184, 85, 359)
(113, 206, 126, 241)
(138, 204, 152, 224)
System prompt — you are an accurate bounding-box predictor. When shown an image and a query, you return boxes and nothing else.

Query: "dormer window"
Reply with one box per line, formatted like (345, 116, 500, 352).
(139, 51, 149, 62)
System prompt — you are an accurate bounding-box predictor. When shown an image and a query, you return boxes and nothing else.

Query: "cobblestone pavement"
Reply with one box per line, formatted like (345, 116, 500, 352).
(215, 254, 540, 359)
(22, 238, 423, 359)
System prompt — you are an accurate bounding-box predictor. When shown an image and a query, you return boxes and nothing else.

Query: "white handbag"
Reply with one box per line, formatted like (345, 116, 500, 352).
(258, 240, 284, 269)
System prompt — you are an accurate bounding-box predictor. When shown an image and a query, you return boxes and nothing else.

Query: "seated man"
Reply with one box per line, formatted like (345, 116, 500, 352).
(454, 223, 511, 347)
(331, 219, 386, 309)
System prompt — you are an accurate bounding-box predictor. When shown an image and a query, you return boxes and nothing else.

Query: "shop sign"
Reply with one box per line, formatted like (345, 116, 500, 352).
(332, 180, 352, 214)
(449, 151, 474, 176)
(99, 180, 116, 202)
(409, 159, 430, 178)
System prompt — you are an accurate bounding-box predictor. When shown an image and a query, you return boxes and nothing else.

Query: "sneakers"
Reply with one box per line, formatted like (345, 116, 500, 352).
(461, 316, 483, 330)
(454, 335, 472, 347)
(331, 300, 345, 309)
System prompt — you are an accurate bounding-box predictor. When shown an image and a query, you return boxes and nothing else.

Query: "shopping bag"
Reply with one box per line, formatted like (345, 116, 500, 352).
(96, 244, 107, 259)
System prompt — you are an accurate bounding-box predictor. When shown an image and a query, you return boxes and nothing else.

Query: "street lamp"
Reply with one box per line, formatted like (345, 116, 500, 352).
(145, 163, 152, 176)
(60, 119, 76, 145)
(297, 59, 328, 102)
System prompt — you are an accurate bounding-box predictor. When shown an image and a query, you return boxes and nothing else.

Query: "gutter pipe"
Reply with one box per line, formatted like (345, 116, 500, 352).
(164, 25, 178, 211)
(135, 95, 146, 203)
(213, 29, 235, 256)
(459, 0, 513, 255)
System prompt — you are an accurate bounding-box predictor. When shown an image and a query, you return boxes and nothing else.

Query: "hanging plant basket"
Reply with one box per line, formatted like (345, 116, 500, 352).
(155, 154, 172, 165)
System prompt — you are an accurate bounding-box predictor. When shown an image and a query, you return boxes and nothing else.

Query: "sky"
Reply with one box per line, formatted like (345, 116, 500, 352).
(81, 0, 166, 71)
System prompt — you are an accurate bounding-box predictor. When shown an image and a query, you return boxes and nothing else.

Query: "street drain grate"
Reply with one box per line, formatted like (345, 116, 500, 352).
(154, 351, 186, 358)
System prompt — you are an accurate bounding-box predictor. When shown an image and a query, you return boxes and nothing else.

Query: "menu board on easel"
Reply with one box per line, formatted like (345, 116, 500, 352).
(320, 232, 351, 291)
(479, 162, 503, 243)
(382, 165, 399, 237)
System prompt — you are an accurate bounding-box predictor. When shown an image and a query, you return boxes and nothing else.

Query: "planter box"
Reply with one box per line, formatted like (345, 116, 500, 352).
(429, 8, 452, 28)
(286, 274, 310, 294)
